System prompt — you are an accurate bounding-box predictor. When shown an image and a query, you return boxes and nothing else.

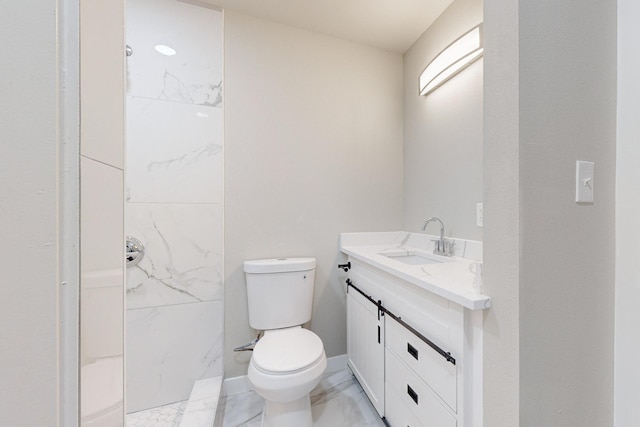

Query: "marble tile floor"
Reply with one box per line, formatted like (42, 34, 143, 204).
(127, 400, 187, 427)
(216, 369, 386, 427)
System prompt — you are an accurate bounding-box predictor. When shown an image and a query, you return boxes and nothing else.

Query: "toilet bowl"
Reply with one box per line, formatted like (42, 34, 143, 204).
(248, 327, 327, 427)
(243, 258, 326, 427)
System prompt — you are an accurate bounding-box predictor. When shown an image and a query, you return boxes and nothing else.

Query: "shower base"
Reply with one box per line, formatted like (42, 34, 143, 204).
(127, 401, 187, 427)
(127, 376, 223, 427)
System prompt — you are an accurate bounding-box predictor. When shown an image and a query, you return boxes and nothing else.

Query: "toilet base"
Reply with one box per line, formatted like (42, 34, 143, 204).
(262, 395, 313, 427)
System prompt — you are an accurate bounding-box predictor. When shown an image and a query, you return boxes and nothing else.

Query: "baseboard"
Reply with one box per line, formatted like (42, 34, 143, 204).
(326, 354, 348, 373)
(223, 354, 348, 396)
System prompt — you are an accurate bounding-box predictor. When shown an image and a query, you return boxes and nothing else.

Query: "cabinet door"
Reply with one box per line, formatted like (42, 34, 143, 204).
(347, 288, 385, 416)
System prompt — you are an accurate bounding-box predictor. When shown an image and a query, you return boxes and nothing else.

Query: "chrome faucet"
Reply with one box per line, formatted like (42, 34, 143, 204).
(422, 217, 454, 256)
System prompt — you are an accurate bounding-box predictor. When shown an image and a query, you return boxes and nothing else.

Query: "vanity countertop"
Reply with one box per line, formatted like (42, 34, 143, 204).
(340, 231, 491, 310)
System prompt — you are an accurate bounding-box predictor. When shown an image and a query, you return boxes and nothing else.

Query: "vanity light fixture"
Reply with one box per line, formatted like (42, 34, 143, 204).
(419, 23, 483, 96)
(154, 44, 177, 56)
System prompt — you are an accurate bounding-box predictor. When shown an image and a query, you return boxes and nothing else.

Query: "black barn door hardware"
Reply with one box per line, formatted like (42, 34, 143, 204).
(346, 278, 456, 366)
(338, 262, 351, 272)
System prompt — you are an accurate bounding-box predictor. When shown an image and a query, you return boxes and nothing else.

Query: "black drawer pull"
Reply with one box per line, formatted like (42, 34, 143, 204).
(407, 384, 418, 404)
(378, 326, 381, 344)
(407, 342, 419, 360)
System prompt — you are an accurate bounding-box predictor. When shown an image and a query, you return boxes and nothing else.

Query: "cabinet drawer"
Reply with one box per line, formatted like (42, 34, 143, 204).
(385, 349, 456, 427)
(386, 315, 457, 411)
(385, 383, 424, 427)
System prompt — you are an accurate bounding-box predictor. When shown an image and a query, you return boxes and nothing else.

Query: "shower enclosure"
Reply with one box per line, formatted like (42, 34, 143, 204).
(124, 0, 224, 420)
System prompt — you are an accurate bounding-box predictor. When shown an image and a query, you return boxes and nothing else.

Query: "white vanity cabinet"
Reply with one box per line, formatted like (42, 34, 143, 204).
(345, 258, 484, 427)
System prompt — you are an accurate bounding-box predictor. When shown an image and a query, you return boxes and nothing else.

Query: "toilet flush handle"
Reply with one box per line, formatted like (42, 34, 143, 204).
(233, 333, 261, 352)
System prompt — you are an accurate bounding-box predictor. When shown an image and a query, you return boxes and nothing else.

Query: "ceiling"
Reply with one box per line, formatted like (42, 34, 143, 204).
(194, 0, 455, 53)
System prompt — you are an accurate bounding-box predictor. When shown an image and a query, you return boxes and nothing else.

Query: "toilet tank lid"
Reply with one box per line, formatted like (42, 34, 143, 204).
(244, 257, 316, 274)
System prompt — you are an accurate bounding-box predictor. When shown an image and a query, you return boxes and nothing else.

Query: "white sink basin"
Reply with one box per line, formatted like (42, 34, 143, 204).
(382, 252, 448, 266)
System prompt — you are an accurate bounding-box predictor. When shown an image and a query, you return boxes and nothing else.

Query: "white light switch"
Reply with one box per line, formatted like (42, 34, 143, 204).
(476, 203, 484, 227)
(575, 161, 594, 204)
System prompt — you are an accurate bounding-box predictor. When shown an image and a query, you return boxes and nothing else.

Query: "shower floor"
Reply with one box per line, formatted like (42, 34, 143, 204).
(127, 401, 187, 427)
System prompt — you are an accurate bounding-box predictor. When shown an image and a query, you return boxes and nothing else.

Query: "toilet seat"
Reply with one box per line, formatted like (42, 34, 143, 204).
(252, 328, 324, 375)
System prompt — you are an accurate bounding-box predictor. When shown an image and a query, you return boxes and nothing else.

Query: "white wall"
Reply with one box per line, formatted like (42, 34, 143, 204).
(615, 0, 640, 425)
(482, 0, 520, 424)
(484, 0, 616, 425)
(0, 1, 60, 425)
(518, 0, 616, 424)
(125, 0, 224, 412)
(223, 11, 404, 377)
(403, 0, 483, 241)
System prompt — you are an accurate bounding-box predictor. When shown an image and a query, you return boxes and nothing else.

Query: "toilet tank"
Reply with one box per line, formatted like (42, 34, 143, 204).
(244, 257, 316, 330)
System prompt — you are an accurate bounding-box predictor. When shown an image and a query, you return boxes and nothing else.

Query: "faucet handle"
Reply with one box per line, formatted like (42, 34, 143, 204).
(443, 238, 455, 256)
(432, 238, 455, 256)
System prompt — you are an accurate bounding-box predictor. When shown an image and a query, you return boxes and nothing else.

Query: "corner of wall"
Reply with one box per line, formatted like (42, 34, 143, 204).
(482, 0, 520, 424)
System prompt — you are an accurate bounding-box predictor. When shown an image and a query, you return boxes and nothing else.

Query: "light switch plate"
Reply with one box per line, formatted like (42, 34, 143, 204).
(575, 161, 594, 204)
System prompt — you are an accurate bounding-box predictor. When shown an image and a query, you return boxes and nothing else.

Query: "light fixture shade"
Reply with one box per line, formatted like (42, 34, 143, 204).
(419, 24, 483, 96)
(154, 44, 177, 56)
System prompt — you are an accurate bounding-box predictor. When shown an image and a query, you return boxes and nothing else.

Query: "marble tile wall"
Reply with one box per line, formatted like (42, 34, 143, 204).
(126, 98, 223, 204)
(80, 1, 126, 424)
(80, 157, 125, 426)
(126, 204, 223, 309)
(125, 0, 224, 413)
(127, 301, 224, 411)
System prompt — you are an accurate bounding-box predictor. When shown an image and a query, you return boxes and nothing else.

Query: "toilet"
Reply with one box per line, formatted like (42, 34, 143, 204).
(244, 257, 327, 427)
